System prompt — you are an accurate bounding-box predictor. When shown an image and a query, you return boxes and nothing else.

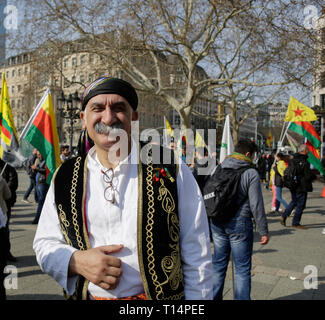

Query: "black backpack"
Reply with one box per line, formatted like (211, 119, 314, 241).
(283, 159, 305, 190)
(203, 165, 251, 224)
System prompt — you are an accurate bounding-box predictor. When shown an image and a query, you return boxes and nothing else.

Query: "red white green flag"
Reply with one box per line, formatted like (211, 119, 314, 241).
(20, 89, 61, 183)
(288, 121, 324, 175)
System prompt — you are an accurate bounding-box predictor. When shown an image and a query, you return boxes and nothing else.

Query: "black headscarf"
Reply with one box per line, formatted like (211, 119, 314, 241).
(81, 77, 138, 111)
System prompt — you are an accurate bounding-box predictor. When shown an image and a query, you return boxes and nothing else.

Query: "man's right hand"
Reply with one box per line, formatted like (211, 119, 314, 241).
(69, 244, 124, 290)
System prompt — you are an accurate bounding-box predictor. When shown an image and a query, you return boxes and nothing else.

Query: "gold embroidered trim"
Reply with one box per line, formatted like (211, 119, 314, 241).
(157, 178, 184, 295)
(57, 204, 72, 247)
(81, 156, 91, 300)
(145, 147, 184, 300)
(70, 156, 85, 251)
(137, 144, 152, 299)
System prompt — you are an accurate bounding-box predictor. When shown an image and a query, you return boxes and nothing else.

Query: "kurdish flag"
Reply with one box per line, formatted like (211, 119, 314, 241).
(163, 116, 174, 147)
(164, 116, 174, 138)
(288, 121, 324, 175)
(284, 97, 317, 122)
(305, 140, 324, 174)
(266, 131, 273, 148)
(20, 89, 61, 183)
(195, 130, 206, 149)
(0, 73, 23, 167)
(288, 122, 320, 148)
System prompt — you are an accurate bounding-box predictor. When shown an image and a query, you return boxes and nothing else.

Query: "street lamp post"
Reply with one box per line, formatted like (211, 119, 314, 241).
(58, 91, 81, 152)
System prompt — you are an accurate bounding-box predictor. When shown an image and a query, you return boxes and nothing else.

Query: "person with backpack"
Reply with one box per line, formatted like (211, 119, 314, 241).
(280, 144, 316, 229)
(203, 139, 269, 300)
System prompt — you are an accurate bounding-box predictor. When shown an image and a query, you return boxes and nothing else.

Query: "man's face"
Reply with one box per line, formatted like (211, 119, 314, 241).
(80, 94, 138, 152)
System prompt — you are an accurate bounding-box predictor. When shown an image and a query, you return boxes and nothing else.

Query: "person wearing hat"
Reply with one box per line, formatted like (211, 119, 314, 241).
(33, 77, 213, 300)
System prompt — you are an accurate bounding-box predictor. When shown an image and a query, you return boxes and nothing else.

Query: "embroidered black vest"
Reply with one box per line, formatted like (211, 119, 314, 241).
(53, 145, 185, 300)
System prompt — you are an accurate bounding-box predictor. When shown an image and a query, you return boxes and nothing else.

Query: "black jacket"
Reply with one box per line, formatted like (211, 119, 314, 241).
(35, 160, 47, 185)
(0, 159, 18, 207)
(291, 153, 316, 193)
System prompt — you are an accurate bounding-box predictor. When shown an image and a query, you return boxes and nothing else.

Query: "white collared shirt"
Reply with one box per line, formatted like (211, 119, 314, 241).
(33, 141, 213, 299)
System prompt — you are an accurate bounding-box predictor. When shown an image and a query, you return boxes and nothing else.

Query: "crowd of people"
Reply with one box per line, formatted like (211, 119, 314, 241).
(0, 76, 322, 301)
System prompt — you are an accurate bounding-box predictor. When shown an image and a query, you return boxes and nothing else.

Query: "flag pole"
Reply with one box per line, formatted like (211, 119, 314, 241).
(281, 121, 291, 146)
(277, 121, 291, 154)
(279, 121, 286, 145)
(0, 163, 7, 176)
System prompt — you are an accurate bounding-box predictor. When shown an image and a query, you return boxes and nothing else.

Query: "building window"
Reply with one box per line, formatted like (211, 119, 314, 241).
(64, 59, 69, 68)
(24, 67, 28, 75)
(321, 72, 325, 88)
(174, 114, 180, 125)
(6, 71, 9, 78)
(18, 85, 21, 92)
(12, 86, 15, 93)
(80, 74, 85, 83)
(12, 70, 15, 77)
(80, 55, 86, 64)
(72, 75, 76, 82)
(72, 57, 77, 66)
(321, 94, 325, 109)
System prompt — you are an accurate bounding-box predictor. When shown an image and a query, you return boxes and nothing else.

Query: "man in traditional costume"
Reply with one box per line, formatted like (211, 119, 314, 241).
(33, 77, 213, 300)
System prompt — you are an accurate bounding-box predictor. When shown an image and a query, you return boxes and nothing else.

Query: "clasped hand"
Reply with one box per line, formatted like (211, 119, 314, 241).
(69, 244, 124, 290)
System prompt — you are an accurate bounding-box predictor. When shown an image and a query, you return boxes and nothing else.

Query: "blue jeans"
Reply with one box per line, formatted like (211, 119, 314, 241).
(33, 183, 49, 224)
(283, 191, 307, 226)
(210, 216, 253, 300)
(275, 186, 288, 211)
(23, 176, 38, 202)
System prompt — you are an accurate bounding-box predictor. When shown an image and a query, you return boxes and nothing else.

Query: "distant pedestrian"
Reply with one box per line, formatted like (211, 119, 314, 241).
(22, 148, 38, 204)
(280, 144, 316, 229)
(31, 151, 49, 224)
(208, 140, 269, 300)
(60, 145, 71, 162)
(269, 167, 280, 214)
(273, 153, 288, 214)
(0, 174, 11, 300)
(257, 153, 267, 184)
